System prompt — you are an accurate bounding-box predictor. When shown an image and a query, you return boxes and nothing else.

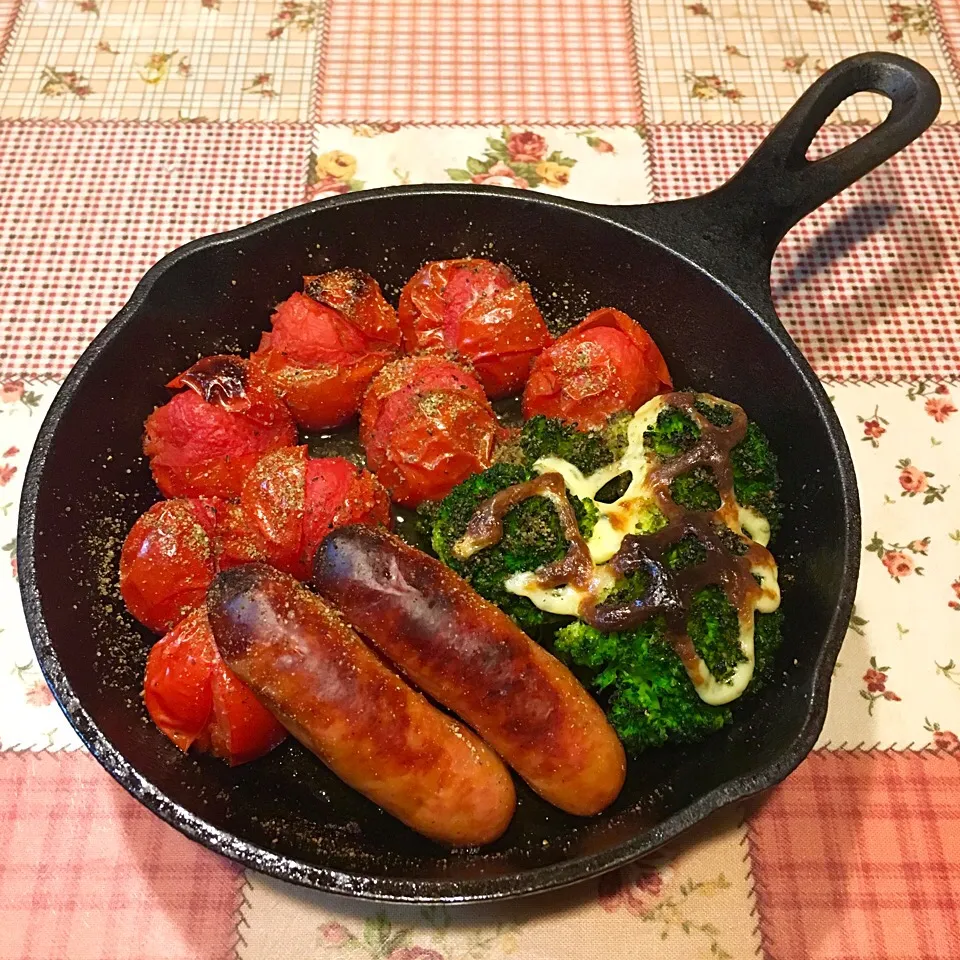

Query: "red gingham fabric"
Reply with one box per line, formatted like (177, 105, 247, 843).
(648, 124, 960, 379)
(0, 751, 242, 960)
(316, 0, 640, 124)
(0, 120, 311, 379)
(747, 751, 960, 960)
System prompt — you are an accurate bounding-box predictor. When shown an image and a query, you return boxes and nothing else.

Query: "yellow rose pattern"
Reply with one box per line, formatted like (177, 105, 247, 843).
(316, 149, 357, 181)
(534, 160, 571, 187)
(306, 150, 364, 200)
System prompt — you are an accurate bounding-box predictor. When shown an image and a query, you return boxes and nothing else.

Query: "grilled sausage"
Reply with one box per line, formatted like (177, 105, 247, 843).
(313, 527, 626, 816)
(206, 563, 516, 846)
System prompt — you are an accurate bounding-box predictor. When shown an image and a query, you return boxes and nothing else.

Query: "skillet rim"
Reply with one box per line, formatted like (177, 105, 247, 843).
(17, 183, 860, 902)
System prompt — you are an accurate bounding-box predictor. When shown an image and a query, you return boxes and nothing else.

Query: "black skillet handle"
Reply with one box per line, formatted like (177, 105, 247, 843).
(625, 52, 941, 316)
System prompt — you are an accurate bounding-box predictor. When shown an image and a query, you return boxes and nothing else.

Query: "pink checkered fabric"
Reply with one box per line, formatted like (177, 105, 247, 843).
(747, 750, 960, 960)
(317, 0, 640, 123)
(648, 123, 960, 379)
(0, 751, 242, 960)
(0, 120, 310, 379)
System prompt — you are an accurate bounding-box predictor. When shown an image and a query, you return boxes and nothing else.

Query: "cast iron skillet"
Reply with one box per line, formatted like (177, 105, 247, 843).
(19, 53, 940, 902)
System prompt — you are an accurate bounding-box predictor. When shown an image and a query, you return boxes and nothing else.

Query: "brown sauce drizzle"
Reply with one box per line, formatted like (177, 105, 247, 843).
(455, 392, 778, 690)
(648, 393, 746, 522)
(176, 356, 251, 413)
(581, 517, 772, 681)
(582, 392, 773, 685)
(455, 472, 595, 589)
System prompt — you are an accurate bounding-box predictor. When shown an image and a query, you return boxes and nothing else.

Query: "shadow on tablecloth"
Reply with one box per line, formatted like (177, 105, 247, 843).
(773, 158, 947, 375)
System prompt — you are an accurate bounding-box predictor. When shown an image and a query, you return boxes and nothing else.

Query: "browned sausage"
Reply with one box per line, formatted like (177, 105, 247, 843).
(206, 563, 516, 846)
(313, 527, 626, 816)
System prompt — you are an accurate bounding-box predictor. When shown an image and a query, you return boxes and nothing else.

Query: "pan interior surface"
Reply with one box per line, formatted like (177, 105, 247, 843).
(26, 191, 848, 897)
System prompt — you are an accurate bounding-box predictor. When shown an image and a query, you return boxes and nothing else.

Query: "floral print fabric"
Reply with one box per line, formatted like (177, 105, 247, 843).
(818, 380, 960, 751)
(0, 380, 81, 752)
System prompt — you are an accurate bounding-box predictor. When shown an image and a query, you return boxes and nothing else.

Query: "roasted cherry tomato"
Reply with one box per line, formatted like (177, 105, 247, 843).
(521, 308, 672, 430)
(398, 258, 552, 399)
(143, 356, 296, 499)
(143, 607, 286, 765)
(252, 270, 401, 430)
(360, 356, 505, 507)
(303, 454, 392, 559)
(238, 446, 391, 579)
(119, 498, 221, 633)
(213, 502, 270, 570)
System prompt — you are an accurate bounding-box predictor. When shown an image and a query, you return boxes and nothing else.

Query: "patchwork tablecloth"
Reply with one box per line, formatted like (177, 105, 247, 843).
(1, 2, 959, 958)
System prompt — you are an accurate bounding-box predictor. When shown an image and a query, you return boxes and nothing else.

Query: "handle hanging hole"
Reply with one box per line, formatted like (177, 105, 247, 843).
(806, 93, 893, 161)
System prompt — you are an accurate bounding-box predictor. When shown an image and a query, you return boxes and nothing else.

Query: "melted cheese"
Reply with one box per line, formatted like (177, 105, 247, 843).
(738, 506, 771, 548)
(505, 566, 616, 617)
(503, 393, 782, 707)
(533, 395, 667, 565)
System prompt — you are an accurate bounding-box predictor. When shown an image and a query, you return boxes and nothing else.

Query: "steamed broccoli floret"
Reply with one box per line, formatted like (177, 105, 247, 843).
(556, 619, 732, 752)
(602, 568, 650, 605)
(431, 463, 596, 633)
(752, 608, 784, 689)
(642, 399, 732, 459)
(556, 600, 783, 753)
(643, 397, 781, 534)
(697, 398, 735, 428)
(557, 521, 780, 752)
(657, 532, 747, 683)
(429, 402, 785, 756)
(661, 532, 708, 570)
(687, 585, 746, 683)
(602, 411, 633, 459)
(670, 467, 723, 513)
(633, 504, 669, 536)
(555, 618, 627, 673)
(732, 423, 781, 531)
(644, 407, 699, 459)
(607, 534, 746, 686)
(655, 531, 749, 683)
(520, 413, 634, 501)
(520, 412, 630, 475)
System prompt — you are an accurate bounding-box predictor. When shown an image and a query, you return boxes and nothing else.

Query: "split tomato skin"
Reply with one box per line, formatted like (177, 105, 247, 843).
(143, 607, 286, 765)
(143, 356, 296, 499)
(302, 455, 391, 564)
(360, 355, 506, 508)
(213, 502, 271, 570)
(253, 349, 392, 433)
(398, 259, 552, 399)
(238, 446, 392, 579)
(119, 498, 220, 634)
(304, 269, 400, 345)
(252, 270, 401, 430)
(239, 446, 306, 575)
(143, 609, 215, 753)
(521, 307, 673, 430)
